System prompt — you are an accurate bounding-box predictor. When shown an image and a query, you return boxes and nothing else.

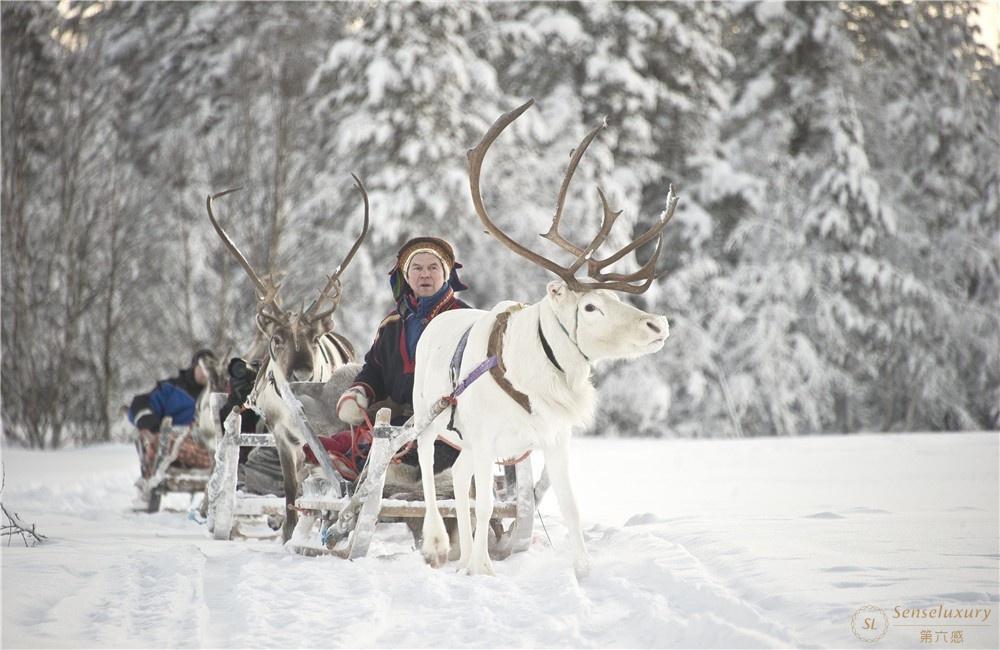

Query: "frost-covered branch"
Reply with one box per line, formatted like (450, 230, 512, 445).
(1, 503, 47, 547)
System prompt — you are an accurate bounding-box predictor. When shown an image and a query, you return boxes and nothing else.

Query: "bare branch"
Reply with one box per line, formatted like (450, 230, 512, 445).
(2, 503, 47, 547)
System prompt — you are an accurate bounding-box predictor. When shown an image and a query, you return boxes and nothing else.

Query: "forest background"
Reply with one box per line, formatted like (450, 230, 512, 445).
(3, 0, 997, 448)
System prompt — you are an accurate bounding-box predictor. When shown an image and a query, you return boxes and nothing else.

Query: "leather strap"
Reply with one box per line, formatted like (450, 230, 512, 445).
(487, 307, 532, 414)
(538, 323, 564, 373)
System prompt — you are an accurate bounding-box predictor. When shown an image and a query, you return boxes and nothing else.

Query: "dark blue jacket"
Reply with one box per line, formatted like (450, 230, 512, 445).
(128, 368, 202, 432)
(351, 287, 470, 411)
(350, 286, 470, 475)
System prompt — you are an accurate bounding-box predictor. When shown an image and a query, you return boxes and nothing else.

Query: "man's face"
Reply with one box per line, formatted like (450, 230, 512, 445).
(405, 252, 447, 298)
(193, 362, 210, 386)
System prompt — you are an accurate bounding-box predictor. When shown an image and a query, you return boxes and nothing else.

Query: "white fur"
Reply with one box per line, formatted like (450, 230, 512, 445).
(413, 280, 669, 577)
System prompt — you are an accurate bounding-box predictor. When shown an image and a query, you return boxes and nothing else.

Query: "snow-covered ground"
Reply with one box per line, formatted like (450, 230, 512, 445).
(2, 432, 998, 649)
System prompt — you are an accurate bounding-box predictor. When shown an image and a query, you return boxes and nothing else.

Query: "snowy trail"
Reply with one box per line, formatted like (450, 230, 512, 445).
(3, 433, 998, 648)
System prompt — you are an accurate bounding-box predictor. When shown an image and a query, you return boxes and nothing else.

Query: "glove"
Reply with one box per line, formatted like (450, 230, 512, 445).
(336, 386, 369, 426)
(228, 358, 261, 403)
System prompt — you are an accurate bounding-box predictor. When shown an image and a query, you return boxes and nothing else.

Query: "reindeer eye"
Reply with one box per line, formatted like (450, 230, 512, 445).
(584, 304, 597, 313)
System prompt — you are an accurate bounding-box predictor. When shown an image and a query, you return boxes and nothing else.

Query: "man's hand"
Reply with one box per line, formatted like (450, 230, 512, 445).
(336, 387, 369, 425)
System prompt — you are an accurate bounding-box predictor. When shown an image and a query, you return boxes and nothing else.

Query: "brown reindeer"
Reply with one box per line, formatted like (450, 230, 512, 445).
(206, 176, 369, 540)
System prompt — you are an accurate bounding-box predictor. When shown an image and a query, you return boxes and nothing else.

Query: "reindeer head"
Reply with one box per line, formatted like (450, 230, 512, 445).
(468, 99, 676, 364)
(544, 282, 668, 362)
(206, 176, 369, 381)
(256, 306, 345, 381)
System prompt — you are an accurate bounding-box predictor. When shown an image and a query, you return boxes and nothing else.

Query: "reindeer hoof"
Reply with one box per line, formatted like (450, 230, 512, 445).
(422, 548, 449, 568)
(574, 556, 592, 579)
(421, 533, 450, 568)
(463, 556, 495, 577)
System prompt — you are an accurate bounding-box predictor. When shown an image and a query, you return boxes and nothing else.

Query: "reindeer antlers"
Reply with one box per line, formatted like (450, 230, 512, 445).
(303, 174, 370, 324)
(467, 99, 679, 294)
(206, 187, 283, 309)
(206, 176, 369, 327)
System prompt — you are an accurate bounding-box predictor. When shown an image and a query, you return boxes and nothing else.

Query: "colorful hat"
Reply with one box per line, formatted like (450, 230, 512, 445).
(389, 236, 468, 302)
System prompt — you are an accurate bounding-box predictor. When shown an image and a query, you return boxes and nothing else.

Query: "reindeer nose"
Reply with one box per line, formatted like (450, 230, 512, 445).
(645, 316, 669, 338)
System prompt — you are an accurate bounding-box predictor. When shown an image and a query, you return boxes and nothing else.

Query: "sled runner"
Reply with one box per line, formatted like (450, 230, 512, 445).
(207, 366, 541, 559)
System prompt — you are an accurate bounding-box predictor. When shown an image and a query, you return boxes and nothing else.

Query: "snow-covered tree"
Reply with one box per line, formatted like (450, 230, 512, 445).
(3, 1, 996, 445)
(708, 2, 898, 434)
(484, 1, 735, 436)
(306, 1, 519, 338)
(852, 1, 1000, 430)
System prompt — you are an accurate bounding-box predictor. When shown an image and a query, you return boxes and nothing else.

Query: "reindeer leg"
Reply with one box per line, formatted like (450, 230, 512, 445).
(451, 451, 473, 571)
(418, 428, 449, 567)
(544, 442, 590, 579)
(274, 436, 300, 543)
(466, 450, 496, 576)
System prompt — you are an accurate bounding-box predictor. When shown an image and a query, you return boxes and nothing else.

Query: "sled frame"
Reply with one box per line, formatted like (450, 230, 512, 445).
(208, 366, 539, 559)
(206, 410, 286, 540)
(285, 407, 538, 560)
(134, 417, 212, 514)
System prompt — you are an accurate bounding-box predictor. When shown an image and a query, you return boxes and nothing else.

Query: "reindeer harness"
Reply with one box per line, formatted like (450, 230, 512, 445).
(439, 303, 574, 467)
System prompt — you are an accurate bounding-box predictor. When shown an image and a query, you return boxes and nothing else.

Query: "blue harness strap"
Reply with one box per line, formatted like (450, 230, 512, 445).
(451, 327, 499, 399)
(446, 325, 499, 438)
(444, 304, 529, 437)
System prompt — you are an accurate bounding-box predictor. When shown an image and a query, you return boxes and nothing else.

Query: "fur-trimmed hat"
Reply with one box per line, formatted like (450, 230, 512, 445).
(396, 236, 457, 276)
(389, 236, 468, 302)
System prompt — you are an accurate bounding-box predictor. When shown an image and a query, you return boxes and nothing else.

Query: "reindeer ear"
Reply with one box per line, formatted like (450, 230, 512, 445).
(547, 280, 566, 300)
(314, 315, 333, 337)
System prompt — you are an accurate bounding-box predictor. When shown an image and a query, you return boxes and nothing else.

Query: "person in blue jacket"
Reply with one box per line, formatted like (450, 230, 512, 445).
(128, 348, 216, 475)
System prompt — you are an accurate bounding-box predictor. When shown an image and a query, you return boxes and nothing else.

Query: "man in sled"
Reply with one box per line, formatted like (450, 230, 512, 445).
(128, 349, 217, 486)
(305, 236, 473, 481)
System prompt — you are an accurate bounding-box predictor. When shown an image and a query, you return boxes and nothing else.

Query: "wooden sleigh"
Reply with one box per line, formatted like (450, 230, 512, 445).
(206, 368, 547, 559)
(134, 415, 215, 514)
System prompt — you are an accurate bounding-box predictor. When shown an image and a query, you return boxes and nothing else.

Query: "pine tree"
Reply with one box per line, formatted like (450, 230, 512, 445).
(706, 2, 884, 434)
(852, 1, 1000, 429)
(486, 1, 735, 436)
(307, 1, 514, 339)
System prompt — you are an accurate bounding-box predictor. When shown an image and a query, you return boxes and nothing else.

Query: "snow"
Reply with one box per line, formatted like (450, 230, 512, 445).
(2, 432, 998, 648)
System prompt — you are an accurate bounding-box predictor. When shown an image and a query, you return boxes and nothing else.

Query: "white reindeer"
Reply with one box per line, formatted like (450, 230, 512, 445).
(206, 178, 368, 540)
(413, 100, 677, 577)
